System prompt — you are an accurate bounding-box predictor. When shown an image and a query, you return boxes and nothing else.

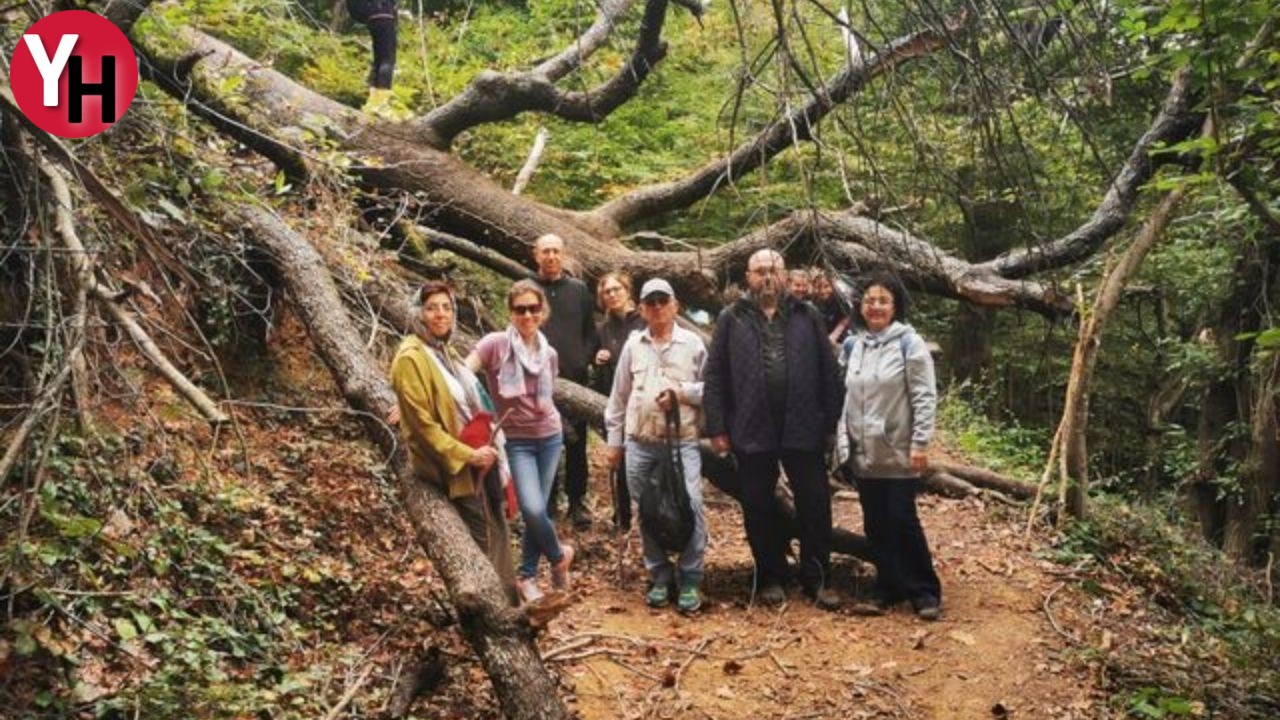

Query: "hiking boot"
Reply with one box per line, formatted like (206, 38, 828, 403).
(516, 577, 544, 604)
(758, 582, 785, 606)
(677, 584, 703, 614)
(806, 585, 841, 611)
(913, 598, 942, 621)
(646, 583, 671, 608)
(851, 597, 890, 616)
(550, 545, 574, 591)
(569, 503, 593, 530)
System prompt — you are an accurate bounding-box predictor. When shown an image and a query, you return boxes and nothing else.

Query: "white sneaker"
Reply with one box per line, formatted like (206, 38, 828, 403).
(517, 577, 544, 604)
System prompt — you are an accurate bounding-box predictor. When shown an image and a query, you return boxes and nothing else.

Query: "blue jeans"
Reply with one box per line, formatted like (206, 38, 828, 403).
(506, 434, 566, 579)
(625, 439, 707, 588)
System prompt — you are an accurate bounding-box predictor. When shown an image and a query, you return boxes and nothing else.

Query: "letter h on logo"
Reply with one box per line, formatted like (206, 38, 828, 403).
(67, 54, 115, 123)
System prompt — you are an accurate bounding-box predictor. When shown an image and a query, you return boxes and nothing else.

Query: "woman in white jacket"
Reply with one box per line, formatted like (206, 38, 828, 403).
(837, 272, 942, 620)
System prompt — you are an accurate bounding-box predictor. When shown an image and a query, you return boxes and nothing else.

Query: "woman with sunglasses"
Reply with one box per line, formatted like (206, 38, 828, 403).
(593, 272, 646, 531)
(467, 280, 573, 603)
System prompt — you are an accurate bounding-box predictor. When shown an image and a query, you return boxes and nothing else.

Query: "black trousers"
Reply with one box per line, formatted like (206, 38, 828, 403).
(855, 477, 941, 605)
(562, 419, 589, 507)
(736, 449, 832, 590)
(364, 18, 397, 88)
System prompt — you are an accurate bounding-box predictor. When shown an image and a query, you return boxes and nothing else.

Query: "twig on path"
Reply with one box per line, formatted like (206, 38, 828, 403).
(768, 649, 794, 677)
(673, 636, 715, 692)
(322, 663, 376, 720)
(542, 634, 599, 660)
(1043, 581, 1080, 645)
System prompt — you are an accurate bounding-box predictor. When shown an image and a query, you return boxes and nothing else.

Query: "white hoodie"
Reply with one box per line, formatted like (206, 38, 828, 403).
(836, 321, 937, 479)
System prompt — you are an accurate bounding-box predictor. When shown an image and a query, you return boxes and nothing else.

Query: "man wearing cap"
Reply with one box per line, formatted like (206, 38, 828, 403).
(605, 279, 709, 614)
(703, 249, 843, 610)
(532, 233, 600, 528)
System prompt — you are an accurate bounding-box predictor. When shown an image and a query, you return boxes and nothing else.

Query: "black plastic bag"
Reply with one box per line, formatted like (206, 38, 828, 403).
(638, 402, 696, 553)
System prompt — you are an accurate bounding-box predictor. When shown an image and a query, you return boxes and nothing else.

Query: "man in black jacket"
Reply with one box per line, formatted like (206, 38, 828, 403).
(704, 249, 843, 609)
(533, 234, 600, 528)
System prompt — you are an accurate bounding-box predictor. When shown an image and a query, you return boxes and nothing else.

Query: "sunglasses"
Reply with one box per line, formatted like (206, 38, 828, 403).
(511, 303, 543, 316)
(642, 294, 671, 307)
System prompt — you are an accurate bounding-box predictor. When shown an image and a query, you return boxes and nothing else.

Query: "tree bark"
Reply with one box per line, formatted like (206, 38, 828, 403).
(415, 0, 669, 149)
(240, 207, 572, 720)
(1053, 180, 1190, 521)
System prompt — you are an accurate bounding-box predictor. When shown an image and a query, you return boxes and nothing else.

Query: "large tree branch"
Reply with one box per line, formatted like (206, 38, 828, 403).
(413, 0, 669, 149)
(239, 206, 571, 720)
(589, 11, 968, 228)
(978, 69, 1202, 279)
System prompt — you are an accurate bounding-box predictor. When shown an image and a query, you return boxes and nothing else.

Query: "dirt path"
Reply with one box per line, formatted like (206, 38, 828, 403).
(539, 460, 1099, 719)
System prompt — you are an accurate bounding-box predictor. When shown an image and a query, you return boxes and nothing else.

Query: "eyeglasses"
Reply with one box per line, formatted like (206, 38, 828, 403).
(642, 295, 671, 307)
(862, 297, 894, 307)
(511, 304, 543, 316)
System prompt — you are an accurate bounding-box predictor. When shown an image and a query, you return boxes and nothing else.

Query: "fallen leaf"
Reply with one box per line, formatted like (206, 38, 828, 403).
(715, 685, 736, 700)
(948, 630, 977, 646)
(722, 659, 743, 675)
(991, 701, 1009, 717)
(661, 670, 676, 688)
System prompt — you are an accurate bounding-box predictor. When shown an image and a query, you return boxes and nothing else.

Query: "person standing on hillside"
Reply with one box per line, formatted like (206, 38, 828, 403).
(466, 280, 575, 604)
(347, 0, 407, 118)
(836, 272, 942, 620)
(390, 282, 517, 604)
(605, 279, 709, 613)
(532, 234, 600, 529)
(593, 271, 646, 532)
(703, 249, 844, 610)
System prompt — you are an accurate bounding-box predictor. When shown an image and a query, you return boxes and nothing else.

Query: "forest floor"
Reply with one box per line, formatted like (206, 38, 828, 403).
(8, 320, 1254, 719)
(517, 452, 1102, 720)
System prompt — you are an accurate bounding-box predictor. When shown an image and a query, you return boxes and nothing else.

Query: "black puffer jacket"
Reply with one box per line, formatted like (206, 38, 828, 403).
(703, 296, 842, 454)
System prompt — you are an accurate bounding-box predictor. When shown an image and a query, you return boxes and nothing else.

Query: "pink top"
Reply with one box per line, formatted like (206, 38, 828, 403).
(474, 332, 563, 439)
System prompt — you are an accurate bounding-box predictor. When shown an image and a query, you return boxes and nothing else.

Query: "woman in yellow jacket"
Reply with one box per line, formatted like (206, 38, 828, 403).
(390, 281, 517, 603)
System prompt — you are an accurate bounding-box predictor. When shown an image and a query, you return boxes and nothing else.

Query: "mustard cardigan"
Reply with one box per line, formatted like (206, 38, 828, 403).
(389, 335, 477, 499)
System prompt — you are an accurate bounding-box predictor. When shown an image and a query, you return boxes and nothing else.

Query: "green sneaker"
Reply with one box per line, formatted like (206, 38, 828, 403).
(677, 584, 702, 614)
(646, 584, 670, 608)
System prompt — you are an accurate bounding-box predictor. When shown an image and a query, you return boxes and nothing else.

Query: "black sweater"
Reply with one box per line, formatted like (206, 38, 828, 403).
(538, 275, 599, 384)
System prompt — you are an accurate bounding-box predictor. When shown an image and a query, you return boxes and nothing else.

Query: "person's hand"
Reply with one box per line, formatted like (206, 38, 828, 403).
(595, 349, 611, 365)
(656, 388, 677, 412)
(607, 446, 624, 469)
(711, 434, 731, 455)
(468, 445, 499, 470)
(386, 406, 401, 426)
(909, 449, 929, 473)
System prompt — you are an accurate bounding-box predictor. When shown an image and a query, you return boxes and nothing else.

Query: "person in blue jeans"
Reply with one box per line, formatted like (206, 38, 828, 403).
(467, 280, 573, 604)
(605, 278, 709, 613)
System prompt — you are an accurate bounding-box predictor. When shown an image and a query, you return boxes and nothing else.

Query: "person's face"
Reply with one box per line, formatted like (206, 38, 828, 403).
(533, 236, 565, 279)
(746, 255, 785, 299)
(860, 284, 895, 332)
(789, 274, 812, 299)
(600, 278, 628, 313)
(509, 291, 545, 336)
(813, 275, 833, 301)
(421, 292, 454, 339)
(641, 292, 678, 330)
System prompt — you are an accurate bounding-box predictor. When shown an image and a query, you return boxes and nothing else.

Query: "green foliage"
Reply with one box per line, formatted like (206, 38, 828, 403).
(1047, 496, 1280, 712)
(936, 382, 1048, 479)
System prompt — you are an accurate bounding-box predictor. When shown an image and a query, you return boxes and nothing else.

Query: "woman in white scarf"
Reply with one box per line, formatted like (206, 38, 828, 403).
(390, 281, 517, 602)
(467, 280, 574, 604)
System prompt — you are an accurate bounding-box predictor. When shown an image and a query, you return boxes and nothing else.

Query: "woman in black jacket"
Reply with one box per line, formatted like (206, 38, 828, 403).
(593, 271, 645, 531)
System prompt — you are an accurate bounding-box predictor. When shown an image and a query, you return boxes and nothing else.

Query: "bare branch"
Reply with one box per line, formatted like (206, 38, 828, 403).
(978, 68, 1202, 279)
(415, 0, 669, 149)
(512, 127, 550, 195)
(39, 164, 231, 425)
(590, 10, 968, 228)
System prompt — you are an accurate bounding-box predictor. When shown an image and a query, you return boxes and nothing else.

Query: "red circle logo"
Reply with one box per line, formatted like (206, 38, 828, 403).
(8, 11, 139, 139)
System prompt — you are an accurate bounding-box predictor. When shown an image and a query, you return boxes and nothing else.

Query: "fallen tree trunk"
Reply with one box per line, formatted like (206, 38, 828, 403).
(240, 206, 571, 720)
(931, 460, 1036, 499)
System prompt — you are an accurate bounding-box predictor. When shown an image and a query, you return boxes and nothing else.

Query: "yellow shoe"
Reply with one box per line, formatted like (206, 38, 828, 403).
(361, 87, 413, 121)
